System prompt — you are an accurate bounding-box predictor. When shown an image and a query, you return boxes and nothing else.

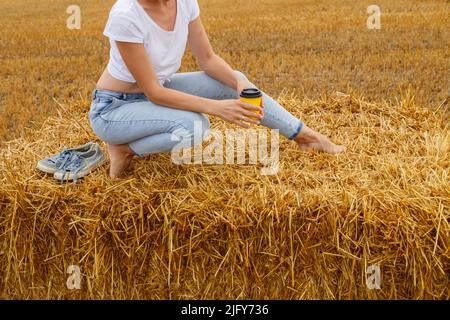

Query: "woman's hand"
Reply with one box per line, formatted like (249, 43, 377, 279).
(211, 99, 264, 128)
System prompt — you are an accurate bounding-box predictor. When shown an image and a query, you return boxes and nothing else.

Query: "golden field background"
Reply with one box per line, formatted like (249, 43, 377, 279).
(0, 0, 449, 299)
(0, 0, 448, 144)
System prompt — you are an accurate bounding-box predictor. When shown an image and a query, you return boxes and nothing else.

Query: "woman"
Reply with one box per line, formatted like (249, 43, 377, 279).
(89, 0, 345, 178)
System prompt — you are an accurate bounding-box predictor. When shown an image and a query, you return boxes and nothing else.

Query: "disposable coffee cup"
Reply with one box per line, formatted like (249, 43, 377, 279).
(239, 88, 263, 117)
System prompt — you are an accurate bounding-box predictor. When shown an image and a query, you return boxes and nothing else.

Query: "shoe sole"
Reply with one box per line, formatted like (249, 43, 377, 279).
(36, 142, 97, 175)
(36, 162, 58, 174)
(54, 156, 106, 181)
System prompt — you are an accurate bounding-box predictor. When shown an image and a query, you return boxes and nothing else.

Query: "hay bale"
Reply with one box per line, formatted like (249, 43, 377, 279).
(0, 93, 448, 299)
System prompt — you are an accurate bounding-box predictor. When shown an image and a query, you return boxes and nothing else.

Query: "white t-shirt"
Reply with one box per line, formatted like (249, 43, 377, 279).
(103, 0, 200, 84)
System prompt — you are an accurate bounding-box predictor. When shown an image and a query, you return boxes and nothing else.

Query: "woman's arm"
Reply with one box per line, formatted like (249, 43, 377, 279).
(116, 41, 213, 114)
(116, 41, 262, 127)
(187, 17, 254, 93)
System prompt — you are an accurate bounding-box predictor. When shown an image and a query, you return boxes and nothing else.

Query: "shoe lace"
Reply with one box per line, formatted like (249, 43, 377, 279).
(49, 149, 74, 170)
(59, 153, 84, 185)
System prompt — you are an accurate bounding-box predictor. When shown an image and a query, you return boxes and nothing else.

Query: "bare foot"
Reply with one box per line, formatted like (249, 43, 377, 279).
(106, 143, 135, 178)
(294, 124, 346, 154)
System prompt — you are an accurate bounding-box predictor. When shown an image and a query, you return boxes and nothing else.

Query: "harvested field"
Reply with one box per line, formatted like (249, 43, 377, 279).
(0, 0, 449, 299)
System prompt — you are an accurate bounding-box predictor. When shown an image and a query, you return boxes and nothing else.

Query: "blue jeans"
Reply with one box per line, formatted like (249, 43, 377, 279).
(89, 71, 303, 157)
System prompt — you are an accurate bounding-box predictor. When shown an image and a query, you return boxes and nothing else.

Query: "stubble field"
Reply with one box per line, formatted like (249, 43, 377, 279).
(0, 0, 449, 299)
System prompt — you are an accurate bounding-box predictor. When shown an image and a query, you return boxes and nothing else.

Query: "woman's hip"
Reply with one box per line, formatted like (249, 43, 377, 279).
(89, 90, 210, 145)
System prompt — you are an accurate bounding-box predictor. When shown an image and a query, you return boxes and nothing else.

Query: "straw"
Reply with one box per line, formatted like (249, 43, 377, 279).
(0, 92, 448, 299)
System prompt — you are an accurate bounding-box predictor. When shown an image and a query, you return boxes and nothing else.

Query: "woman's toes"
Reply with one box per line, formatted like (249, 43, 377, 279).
(314, 137, 345, 154)
(334, 145, 346, 153)
(294, 125, 345, 154)
(319, 137, 345, 153)
(327, 143, 345, 154)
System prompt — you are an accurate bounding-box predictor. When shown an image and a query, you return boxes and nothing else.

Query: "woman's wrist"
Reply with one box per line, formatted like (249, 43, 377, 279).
(204, 99, 221, 117)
